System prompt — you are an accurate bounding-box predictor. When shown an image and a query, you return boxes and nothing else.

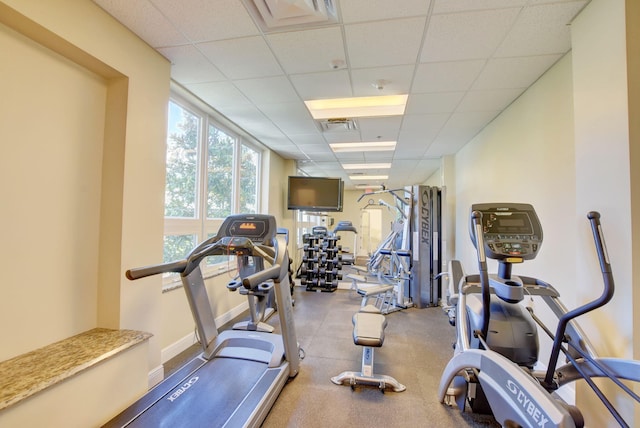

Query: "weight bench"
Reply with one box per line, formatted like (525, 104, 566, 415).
(331, 305, 406, 392)
(347, 273, 395, 311)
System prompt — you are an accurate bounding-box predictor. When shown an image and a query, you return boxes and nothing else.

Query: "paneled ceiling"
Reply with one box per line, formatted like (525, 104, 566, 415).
(93, 0, 588, 189)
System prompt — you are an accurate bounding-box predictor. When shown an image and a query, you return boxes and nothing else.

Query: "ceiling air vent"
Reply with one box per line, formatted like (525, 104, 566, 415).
(317, 118, 358, 132)
(243, 0, 338, 32)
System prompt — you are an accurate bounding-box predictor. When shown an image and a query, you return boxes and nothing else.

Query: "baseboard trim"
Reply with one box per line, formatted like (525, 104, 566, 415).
(148, 365, 164, 389)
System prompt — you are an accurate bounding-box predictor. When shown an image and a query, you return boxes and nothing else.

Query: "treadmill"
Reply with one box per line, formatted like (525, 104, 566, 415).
(103, 214, 300, 428)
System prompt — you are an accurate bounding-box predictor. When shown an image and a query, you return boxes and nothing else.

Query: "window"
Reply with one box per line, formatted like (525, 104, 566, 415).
(163, 96, 261, 285)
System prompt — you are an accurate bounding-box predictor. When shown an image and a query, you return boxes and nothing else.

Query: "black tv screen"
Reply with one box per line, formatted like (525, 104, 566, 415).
(287, 176, 343, 212)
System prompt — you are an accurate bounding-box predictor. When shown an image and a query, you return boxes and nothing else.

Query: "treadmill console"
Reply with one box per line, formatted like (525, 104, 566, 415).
(470, 203, 543, 261)
(217, 214, 277, 245)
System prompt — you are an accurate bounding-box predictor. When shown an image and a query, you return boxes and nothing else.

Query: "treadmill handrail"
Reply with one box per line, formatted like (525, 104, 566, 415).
(242, 264, 281, 289)
(126, 238, 278, 280)
(126, 260, 188, 280)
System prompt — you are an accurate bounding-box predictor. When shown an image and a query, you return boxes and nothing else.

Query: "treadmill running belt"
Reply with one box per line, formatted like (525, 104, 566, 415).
(126, 358, 272, 427)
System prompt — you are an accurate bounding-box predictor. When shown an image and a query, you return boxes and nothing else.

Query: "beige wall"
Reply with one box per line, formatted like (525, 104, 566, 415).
(571, 0, 639, 423)
(0, 0, 170, 424)
(446, 0, 639, 423)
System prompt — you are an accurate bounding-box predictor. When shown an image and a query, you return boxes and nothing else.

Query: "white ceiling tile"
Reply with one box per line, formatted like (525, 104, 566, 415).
(214, 105, 267, 133)
(333, 152, 366, 161)
(472, 54, 562, 90)
(406, 92, 465, 114)
(267, 27, 346, 74)
(412, 60, 485, 93)
(394, 141, 430, 159)
(234, 76, 300, 104)
(157, 45, 225, 83)
(321, 130, 363, 144)
(425, 138, 471, 157)
(345, 17, 427, 68)
(93, 0, 189, 47)
(197, 37, 283, 79)
(290, 134, 329, 146)
(421, 8, 521, 63)
(350, 65, 414, 96)
(95, 0, 582, 189)
(456, 88, 523, 112)
(273, 119, 320, 135)
(300, 144, 334, 155)
(362, 152, 394, 162)
(258, 102, 314, 122)
(357, 117, 403, 141)
(436, 110, 500, 142)
(495, 2, 587, 57)
(340, 0, 432, 23)
(400, 113, 450, 134)
(432, 0, 527, 14)
(290, 70, 353, 100)
(150, 0, 259, 42)
(184, 81, 251, 109)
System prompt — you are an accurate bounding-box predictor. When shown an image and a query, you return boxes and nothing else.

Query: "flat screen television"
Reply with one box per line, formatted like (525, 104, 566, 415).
(287, 176, 343, 212)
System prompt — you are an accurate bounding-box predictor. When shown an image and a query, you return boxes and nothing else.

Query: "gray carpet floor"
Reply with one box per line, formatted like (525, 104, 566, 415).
(167, 284, 499, 427)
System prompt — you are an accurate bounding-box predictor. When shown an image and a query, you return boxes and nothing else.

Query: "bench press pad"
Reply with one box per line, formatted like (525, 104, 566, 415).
(352, 312, 387, 347)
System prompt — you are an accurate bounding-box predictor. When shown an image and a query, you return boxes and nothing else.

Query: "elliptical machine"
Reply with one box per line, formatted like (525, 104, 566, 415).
(439, 203, 640, 427)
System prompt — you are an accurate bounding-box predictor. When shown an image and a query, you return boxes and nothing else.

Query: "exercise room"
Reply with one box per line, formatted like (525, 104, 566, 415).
(0, 0, 638, 427)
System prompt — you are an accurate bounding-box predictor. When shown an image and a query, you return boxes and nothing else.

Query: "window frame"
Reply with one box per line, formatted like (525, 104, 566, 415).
(163, 88, 263, 289)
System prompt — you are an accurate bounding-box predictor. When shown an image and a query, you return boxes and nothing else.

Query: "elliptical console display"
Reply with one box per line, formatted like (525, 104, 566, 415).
(470, 203, 543, 262)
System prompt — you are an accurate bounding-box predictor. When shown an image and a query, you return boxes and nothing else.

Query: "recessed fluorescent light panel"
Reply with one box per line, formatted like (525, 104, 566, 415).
(330, 141, 396, 153)
(349, 175, 389, 180)
(342, 163, 391, 170)
(305, 95, 408, 120)
(355, 184, 384, 190)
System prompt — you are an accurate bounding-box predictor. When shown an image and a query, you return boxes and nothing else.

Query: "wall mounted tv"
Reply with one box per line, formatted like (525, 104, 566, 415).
(287, 176, 344, 212)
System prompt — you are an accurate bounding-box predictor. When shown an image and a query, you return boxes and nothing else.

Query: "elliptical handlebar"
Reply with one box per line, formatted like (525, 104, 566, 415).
(544, 211, 616, 387)
(471, 210, 491, 343)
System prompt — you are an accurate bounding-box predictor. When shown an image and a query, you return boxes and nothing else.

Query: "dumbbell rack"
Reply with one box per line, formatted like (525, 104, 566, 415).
(299, 232, 343, 292)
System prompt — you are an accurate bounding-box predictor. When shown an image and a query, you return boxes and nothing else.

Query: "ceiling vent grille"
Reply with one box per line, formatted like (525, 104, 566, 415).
(243, 0, 338, 32)
(317, 118, 358, 132)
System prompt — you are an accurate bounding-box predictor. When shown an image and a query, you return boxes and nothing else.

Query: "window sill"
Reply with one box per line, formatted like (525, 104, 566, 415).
(162, 264, 237, 293)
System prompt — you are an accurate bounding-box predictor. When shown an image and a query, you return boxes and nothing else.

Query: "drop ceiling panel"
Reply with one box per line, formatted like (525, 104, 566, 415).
(151, 0, 259, 42)
(157, 45, 226, 84)
(184, 81, 251, 109)
(290, 133, 328, 146)
(345, 18, 427, 69)
(258, 102, 314, 122)
(290, 70, 353, 100)
(234, 76, 301, 104)
(432, 0, 527, 14)
(94, 0, 189, 48)
(400, 113, 449, 135)
(495, 2, 587, 57)
(267, 27, 346, 74)
(321, 131, 363, 144)
(472, 55, 562, 90)
(420, 8, 520, 62)
(412, 60, 486, 93)
(357, 117, 403, 141)
(350, 65, 415, 96)
(93, 0, 586, 190)
(406, 92, 465, 114)
(362, 152, 395, 162)
(340, 0, 431, 23)
(457, 88, 523, 112)
(197, 37, 283, 79)
(272, 118, 320, 135)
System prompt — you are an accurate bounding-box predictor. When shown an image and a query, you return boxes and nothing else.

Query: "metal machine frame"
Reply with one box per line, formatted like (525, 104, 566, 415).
(439, 204, 640, 427)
